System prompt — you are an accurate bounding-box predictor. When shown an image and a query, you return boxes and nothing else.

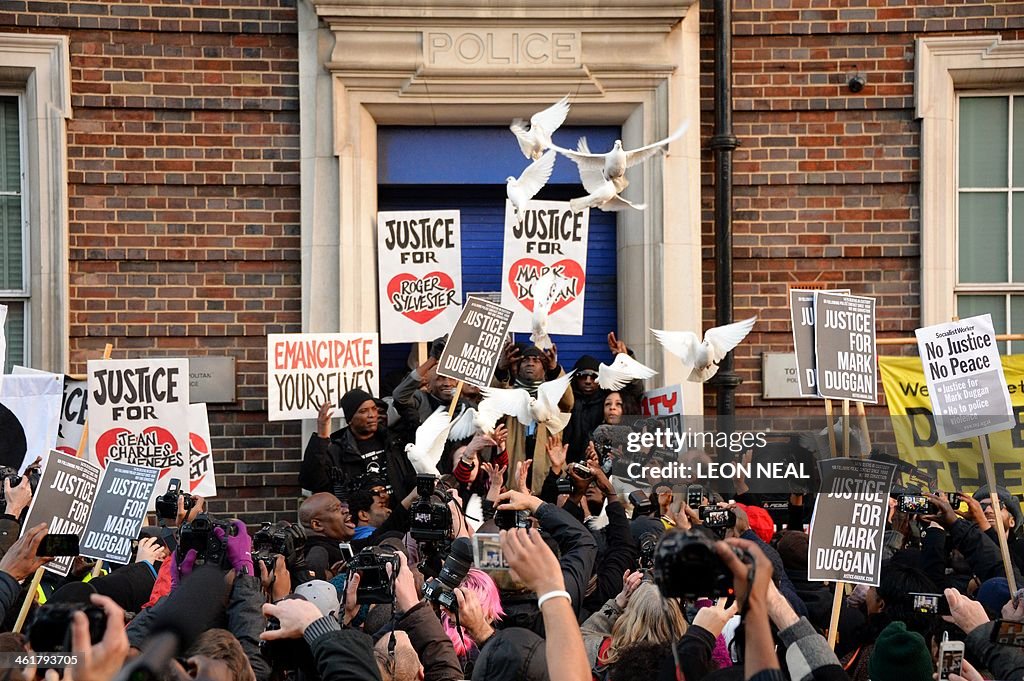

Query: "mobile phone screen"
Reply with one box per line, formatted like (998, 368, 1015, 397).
(36, 533, 80, 557)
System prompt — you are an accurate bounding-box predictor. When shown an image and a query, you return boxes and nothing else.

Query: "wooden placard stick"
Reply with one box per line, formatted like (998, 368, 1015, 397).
(448, 381, 464, 420)
(980, 434, 1017, 593)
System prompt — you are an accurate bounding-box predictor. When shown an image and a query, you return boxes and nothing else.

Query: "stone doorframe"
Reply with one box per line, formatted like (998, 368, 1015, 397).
(298, 0, 704, 411)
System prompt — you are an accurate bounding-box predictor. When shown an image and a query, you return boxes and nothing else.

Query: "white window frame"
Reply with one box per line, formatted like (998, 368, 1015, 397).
(0, 91, 30, 369)
(918, 35, 1024, 327)
(0, 33, 71, 371)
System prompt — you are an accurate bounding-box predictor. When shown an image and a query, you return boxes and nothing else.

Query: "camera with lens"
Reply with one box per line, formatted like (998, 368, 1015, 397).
(653, 530, 751, 599)
(0, 465, 40, 504)
(348, 545, 401, 605)
(177, 513, 238, 567)
(422, 537, 474, 612)
(29, 602, 106, 656)
(638, 531, 660, 570)
(155, 478, 196, 521)
(253, 521, 307, 573)
(410, 475, 453, 542)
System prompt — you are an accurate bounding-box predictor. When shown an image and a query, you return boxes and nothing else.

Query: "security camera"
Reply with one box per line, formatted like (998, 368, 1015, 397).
(848, 74, 866, 93)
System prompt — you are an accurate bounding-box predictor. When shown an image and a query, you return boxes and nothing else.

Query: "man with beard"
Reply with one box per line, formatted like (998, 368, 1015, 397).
(299, 388, 416, 500)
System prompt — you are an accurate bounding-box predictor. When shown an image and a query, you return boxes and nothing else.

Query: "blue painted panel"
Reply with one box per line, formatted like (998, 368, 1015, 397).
(378, 126, 621, 185)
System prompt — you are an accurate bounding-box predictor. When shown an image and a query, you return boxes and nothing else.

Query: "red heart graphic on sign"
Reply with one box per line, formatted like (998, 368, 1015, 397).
(94, 426, 180, 479)
(387, 272, 456, 324)
(507, 258, 586, 313)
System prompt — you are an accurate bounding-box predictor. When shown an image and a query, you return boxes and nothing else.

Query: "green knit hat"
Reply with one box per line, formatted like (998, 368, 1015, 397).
(868, 621, 934, 681)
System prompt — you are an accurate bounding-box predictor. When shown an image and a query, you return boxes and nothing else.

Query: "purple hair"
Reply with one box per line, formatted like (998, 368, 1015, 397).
(441, 568, 505, 657)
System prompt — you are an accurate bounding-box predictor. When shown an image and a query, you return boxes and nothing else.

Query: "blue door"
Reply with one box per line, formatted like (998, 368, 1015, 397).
(377, 126, 620, 390)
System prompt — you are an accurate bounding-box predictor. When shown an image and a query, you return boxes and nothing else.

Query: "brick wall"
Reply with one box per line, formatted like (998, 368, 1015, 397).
(0, 0, 303, 522)
(698, 0, 1024, 423)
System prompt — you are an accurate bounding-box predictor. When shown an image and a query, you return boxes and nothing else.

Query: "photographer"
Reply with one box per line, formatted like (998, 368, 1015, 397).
(390, 551, 463, 681)
(300, 389, 417, 500)
(494, 489, 597, 632)
(127, 520, 271, 681)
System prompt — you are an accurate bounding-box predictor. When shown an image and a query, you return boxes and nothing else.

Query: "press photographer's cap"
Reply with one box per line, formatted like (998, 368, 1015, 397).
(295, 579, 340, 619)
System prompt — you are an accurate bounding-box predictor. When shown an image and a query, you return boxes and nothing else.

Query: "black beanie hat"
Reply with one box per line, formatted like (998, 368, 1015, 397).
(573, 355, 600, 373)
(340, 389, 374, 422)
(520, 346, 545, 360)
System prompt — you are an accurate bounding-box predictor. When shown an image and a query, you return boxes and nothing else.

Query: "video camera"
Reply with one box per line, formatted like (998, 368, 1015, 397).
(410, 475, 453, 543)
(155, 478, 196, 521)
(177, 513, 237, 568)
(422, 536, 474, 612)
(0, 465, 40, 504)
(348, 545, 401, 605)
(653, 529, 753, 599)
(253, 521, 307, 573)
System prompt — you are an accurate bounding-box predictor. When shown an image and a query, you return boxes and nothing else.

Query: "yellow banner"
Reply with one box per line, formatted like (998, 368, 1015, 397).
(878, 356, 1024, 495)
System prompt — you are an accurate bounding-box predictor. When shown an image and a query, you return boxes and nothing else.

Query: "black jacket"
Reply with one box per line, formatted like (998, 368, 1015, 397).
(564, 379, 644, 463)
(397, 601, 463, 681)
(300, 425, 416, 500)
(303, 616, 382, 681)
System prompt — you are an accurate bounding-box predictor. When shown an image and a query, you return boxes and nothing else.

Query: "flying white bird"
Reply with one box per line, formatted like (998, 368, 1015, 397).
(480, 372, 575, 435)
(568, 139, 646, 213)
(405, 408, 455, 476)
(530, 270, 562, 350)
(554, 121, 689, 193)
(447, 401, 504, 442)
(507, 149, 556, 225)
(598, 353, 657, 391)
(652, 317, 757, 383)
(510, 95, 571, 161)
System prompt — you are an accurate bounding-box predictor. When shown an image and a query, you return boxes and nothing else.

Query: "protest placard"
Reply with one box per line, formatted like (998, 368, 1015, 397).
(13, 368, 87, 458)
(914, 314, 1014, 444)
(641, 384, 684, 434)
(188, 403, 217, 497)
(790, 289, 850, 397)
(808, 457, 895, 586)
(267, 333, 379, 421)
(500, 200, 588, 335)
(80, 461, 159, 564)
(437, 298, 515, 389)
(377, 210, 462, 343)
(813, 292, 877, 403)
(86, 358, 190, 508)
(0, 373, 63, 472)
(22, 450, 100, 577)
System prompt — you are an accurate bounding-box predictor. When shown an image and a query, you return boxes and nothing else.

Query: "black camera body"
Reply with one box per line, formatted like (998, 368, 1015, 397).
(654, 530, 750, 599)
(155, 478, 195, 520)
(29, 603, 106, 655)
(555, 476, 572, 495)
(410, 475, 453, 542)
(422, 536, 474, 613)
(177, 513, 237, 567)
(0, 465, 40, 504)
(628, 490, 654, 519)
(253, 521, 307, 573)
(348, 546, 401, 605)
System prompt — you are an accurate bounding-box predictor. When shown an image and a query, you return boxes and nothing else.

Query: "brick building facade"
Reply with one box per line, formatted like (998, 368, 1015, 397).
(0, 0, 1021, 520)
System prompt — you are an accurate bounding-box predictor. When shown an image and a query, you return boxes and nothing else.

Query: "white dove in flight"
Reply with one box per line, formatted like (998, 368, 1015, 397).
(652, 317, 757, 383)
(447, 400, 504, 441)
(510, 95, 571, 161)
(530, 270, 562, 350)
(507, 149, 556, 225)
(598, 353, 657, 391)
(568, 139, 646, 213)
(405, 408, 455, 476)
(480, 372, 575, 435)
(555, 121, 689, 193)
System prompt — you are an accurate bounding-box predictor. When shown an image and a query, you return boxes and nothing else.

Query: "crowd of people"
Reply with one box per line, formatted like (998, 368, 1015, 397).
(0, 333, 1020, 681)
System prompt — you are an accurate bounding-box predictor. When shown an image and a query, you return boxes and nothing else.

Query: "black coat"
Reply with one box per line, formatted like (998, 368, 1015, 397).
(299, 425, 416, 501)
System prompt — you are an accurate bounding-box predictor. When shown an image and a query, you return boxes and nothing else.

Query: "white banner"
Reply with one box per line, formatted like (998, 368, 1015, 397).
(86, 358, 191, 509)
(500, 200, 589, 336)
(267, 333, 380, 421)
(13, 368, 87, 458)
(377, 210, 463, 343)
(0, 373, 63, 472)
(188, 403, 217, 497)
